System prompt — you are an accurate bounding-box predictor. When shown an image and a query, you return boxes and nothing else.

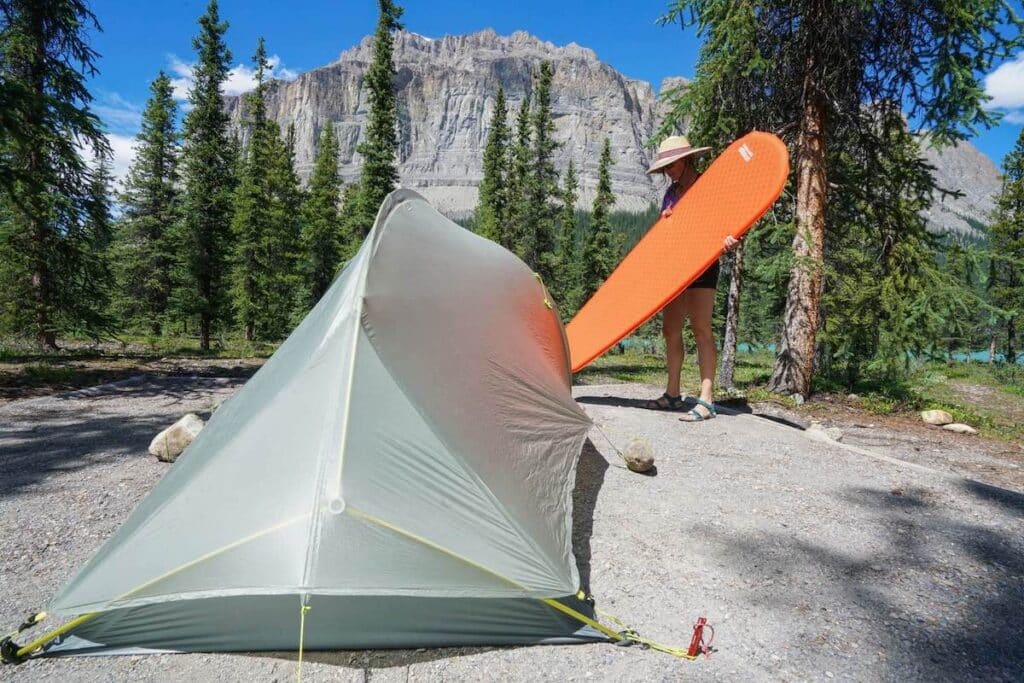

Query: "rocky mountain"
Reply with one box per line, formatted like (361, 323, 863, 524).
(227, 29, 1001, 237)
(922, 140, 1001, 239)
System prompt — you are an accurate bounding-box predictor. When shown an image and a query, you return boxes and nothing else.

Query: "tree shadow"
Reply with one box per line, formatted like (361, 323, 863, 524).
(0, 377, 245, 499)
(961, 479, 1024, 519)
(702, 484, 1024, 679)
(0, 365, 257, 402)
(573, 438, 610, 595)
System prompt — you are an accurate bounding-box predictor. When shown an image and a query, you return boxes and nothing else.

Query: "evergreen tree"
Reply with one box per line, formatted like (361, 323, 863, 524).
(261, 119, 303, 339)
(581, 139, 621, 303)
(476, 86, 509, 243)
(506, 95, 532, 255)
(821, 114, 981, 382)
(662, 0, 1023, 396)
(524, 61, 560, 283)
(229, 37, 272, 342)
(301, 120, 343, 307)
(552, 160, 581, 319)
(178, 0, 235, 350)
(112, 72, 180, 335)
(940, 241, 987, 359)
(69, 152, 115, 336)
(349, 0, 403, 238)
(990, 128, 1024, 364)
(0, 0, 112, 347)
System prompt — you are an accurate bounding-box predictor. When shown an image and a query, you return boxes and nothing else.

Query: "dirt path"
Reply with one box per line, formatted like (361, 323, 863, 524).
(1, 379, 1021, 681)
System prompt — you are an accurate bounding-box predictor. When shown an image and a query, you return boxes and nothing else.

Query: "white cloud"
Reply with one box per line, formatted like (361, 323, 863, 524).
(168, 55, 195, 101)
(1004, 110, 1024, 125)
(106, 133, 138, 183)
(984, 52, 1024, 126)
(985, 52, 1024, 109)
(94, 92, 143, 134)
(166, 53, 299, 102)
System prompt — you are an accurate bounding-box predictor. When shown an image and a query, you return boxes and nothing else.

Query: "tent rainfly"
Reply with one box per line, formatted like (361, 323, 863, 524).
(5, 190, 616, 659)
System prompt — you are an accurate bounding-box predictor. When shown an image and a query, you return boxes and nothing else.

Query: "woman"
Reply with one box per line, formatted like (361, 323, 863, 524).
(643, 135, 738, 422)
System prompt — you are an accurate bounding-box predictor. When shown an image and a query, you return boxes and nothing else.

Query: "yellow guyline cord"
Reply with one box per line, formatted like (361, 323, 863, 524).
(296, 603, 312, 682)
(6, 507, 695, 664)
(347, 506, 696, 659)
(7, 513, 311, 661)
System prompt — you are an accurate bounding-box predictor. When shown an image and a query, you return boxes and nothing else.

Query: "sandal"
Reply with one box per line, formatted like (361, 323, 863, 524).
(679, 398, 717, 422)
(645, 392, 685, 411)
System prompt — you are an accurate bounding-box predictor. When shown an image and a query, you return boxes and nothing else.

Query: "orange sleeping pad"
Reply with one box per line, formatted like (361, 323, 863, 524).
(566, 131, 789, 372)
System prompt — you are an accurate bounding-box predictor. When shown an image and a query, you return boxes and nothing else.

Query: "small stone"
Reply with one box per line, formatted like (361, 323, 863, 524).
(942, 423, 977, 435)
(149, 413, 205, 463)
(622, 438, 655, 473)
(920, 409, 953, 426)
(847, 393, 859, 401)
(790, 393, 805, 405)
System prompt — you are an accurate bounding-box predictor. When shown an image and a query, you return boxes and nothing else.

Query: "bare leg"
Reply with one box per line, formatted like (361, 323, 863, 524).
(682, 288, 717, 417)
(662, 292, 688, 398)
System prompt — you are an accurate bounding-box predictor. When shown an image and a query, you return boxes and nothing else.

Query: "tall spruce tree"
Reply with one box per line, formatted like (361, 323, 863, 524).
(662, 0, 1023, 397)
(301, 120, 343, 307)
(178, 0, 235, 350)
(525, 61, 560, 283)
(230, 37, 272, 342)
(506, 95, 533, 257)
(581, 139, 621, 303)
(990, 128, 1024, 364)
(113, 72, 180, 335)
(350, 0, 403, 238)
(820, 114, 979, 382)
(476, 86, 509, 243)
(0, 0, 112, 347)
(261, 119, 303, 339)
(552, 160, 582, 319)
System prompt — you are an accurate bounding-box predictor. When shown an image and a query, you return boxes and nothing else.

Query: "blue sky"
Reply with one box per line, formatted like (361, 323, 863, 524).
(86, 0, 1024, 178)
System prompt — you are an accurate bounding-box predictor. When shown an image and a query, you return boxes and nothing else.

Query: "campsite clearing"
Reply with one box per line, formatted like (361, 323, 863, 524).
(2, 377, 1021, 681)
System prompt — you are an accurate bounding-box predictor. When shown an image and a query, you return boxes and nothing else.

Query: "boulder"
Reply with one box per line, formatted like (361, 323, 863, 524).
(921, 409, 954, 426)
(622, 439, 655, 473)
(149, 413, 205, 463)
(942, 423, 978, 435)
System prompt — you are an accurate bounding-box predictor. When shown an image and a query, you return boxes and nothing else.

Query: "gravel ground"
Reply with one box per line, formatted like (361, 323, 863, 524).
(1, 377, 1022, 682)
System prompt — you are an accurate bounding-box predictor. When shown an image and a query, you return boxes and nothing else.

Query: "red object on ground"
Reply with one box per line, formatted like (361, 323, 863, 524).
(687, 616, 711, 658)
(566, 131, 789, 372)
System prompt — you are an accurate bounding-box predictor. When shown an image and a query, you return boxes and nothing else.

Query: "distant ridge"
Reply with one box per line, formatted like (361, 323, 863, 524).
(227, 29, 1001, 238)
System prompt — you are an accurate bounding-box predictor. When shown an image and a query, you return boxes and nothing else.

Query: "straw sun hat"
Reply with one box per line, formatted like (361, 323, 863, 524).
(646, 135, 712, 174)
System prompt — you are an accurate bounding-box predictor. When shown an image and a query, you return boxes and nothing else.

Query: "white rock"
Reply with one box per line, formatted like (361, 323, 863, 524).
(622, 439, 655, 473)
(942, 423, 977, 435)
(790, 393, 806, 405)
(921, 409, 953, 426)
(149, 413, 205, 463)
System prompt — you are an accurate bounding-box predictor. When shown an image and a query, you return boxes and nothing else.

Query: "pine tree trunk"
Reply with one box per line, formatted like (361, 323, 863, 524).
(31, 224, 56, 350)
(989, 333, 996, 364)
(200, 315, 211, 351)
(1008, 318, 1017, 366)
(245, 322, 254, 342)
(768, 69, 827, 398)
(719, 244, 744, 390)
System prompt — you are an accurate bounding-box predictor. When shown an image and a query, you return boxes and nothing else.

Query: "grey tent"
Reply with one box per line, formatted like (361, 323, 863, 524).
(33, 190, 609, 656)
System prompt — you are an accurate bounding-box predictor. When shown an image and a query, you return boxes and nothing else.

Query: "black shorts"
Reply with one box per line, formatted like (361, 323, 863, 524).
(688, 260, 720, 289)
